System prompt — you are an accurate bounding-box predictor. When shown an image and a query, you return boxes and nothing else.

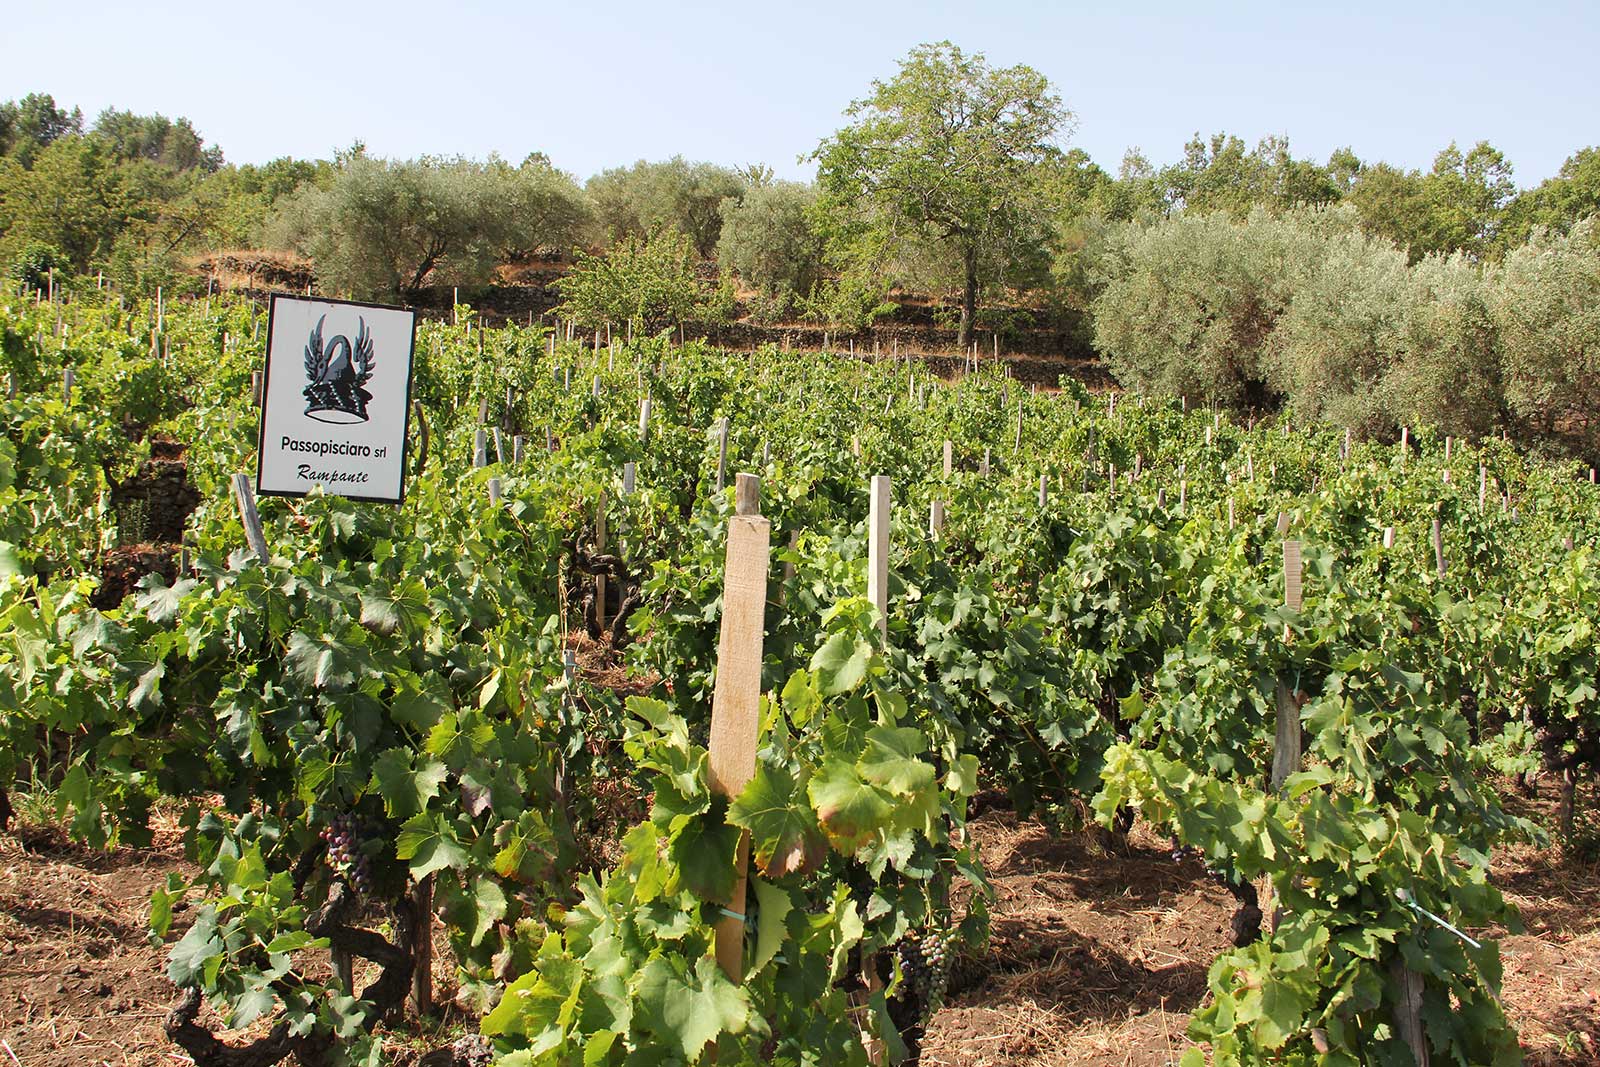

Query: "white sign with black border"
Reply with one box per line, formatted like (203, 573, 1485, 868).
(256, 293, 417, 505)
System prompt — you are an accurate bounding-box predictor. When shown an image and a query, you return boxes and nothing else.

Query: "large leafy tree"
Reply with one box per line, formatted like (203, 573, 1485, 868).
(811, 41, 1071, 348)
(1499, 146, 1600, 251)
(716, 180, 824, 320)
(0, 93, 83, 167)
(585, 157, 746, 259)
(265, 154, 591, 302)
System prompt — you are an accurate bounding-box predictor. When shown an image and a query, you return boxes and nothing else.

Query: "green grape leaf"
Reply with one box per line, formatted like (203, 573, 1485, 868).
(370, 750, 447, 819)
(166, 905, 222, 986)
(390, 674, 451, 732)
(729, 761, 826, 878)
(636, 955, 750, 1061)
(285, 631, 361, 691)
(668, 811, 741, 903)
(750, 877, 795, 977)
(230, 980, 277, 1029)
(808, 759, 892, 853)
(395, 812, 468, 878)
(858, 726, 935, 795)
(810, 631, 872, 695)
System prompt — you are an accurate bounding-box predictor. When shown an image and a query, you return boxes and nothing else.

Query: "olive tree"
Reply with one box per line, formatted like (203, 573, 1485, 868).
(715, 181, 824, 321)
(1382, 253, 1505, 439)
(811, 42, 1071, 348)
(1265, 225, 1410, 432)
(1493, 218, 1600, 449)
(265, 154, 590, 302)
(1091, 208, 1323, 409)
(585, 157, 746, 259)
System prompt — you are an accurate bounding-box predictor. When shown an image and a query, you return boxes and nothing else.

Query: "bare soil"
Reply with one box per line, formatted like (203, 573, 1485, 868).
(2, 797, 1596, 1066)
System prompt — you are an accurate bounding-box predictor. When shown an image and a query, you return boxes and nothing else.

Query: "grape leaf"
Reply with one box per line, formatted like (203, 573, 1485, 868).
(810, 631, 871, 695)
(166, 905, 222, 986)
(370, 750, 447, 820)
(808, 759, 892, 853)
(395, 812, 468, 878)
(636, 955, 750, 1061)
(750, 877, 795, 977)
(728, 761, 826, 878)
(858, 726, 935, 795)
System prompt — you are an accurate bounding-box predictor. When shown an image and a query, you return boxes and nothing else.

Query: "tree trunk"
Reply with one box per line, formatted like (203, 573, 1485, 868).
(958, 245, 978, 352)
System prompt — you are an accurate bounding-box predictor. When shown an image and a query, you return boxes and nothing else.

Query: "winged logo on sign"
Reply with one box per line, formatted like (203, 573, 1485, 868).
(303, 315, 376, 424)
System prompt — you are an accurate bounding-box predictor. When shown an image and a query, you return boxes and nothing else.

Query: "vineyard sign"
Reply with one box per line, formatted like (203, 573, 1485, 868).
(256, 294, 417, 504)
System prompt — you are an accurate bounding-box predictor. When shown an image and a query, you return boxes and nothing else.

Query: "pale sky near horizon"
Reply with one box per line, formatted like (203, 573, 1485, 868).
(4, 1, 1595, 189)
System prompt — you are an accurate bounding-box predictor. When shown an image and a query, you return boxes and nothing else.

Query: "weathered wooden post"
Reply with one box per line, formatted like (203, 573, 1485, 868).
(715, 418, 731, 493)
(594, 491, 608, 630)
(707, 473, 771, 982)
(868, 475, 891, 644)
(231, 474, 270, 562)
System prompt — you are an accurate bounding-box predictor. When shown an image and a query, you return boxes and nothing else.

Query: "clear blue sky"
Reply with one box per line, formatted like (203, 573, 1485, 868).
(6, 0, 1595, 187)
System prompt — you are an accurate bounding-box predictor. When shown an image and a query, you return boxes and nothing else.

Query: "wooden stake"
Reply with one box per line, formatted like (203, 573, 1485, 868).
(412, 876, 433, 1015)
(707, 474, 771, 983)
(867, 476, 891, 644)
(595, 492, 608, 630)
(232, 474, 270, 561)
(1391, 958, 1430, 1067)
(942, 440, 953, 478)
(638, 397, 652, 445)
(715, 418, 730, 492)
(929, 499, 945, 539)
(623, 461, 636, 495)
(1272, 540, 1304, 791)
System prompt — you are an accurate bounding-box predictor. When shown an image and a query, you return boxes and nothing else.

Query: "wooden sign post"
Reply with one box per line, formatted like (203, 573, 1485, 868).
(707, 474, 771, 983)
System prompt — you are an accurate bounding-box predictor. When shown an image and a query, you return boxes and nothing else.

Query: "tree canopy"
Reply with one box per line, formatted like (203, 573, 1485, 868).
(811, 42, 1072, 347)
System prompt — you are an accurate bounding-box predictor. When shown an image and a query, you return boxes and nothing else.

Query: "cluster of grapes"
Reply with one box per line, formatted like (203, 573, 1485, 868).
(1168, 836, 1200, 863)
(894, 926, 953, 1021)
(320, 813, 373, 897)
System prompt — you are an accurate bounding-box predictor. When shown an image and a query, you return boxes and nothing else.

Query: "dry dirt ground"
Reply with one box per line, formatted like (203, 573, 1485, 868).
(2, 800, 1596, 1067)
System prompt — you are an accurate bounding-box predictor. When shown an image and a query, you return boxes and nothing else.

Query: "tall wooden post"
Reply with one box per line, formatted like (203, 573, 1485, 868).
(715, 418, 731, 493)
(707, 474, 771, 982)
(867, 476, 891, 644)
(595, 492, 608, 630)
(413, 876, 433, 1015)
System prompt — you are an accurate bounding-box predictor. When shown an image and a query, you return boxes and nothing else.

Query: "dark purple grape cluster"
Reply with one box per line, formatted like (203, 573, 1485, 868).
(894, 925, 953, 1021)
(1169, 835, 1200, 863)
(320, 813, 373, 896)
